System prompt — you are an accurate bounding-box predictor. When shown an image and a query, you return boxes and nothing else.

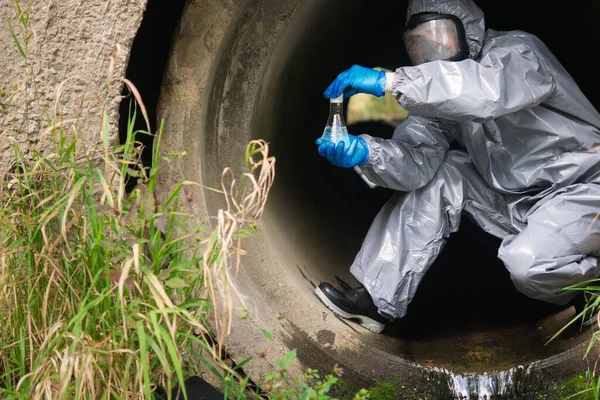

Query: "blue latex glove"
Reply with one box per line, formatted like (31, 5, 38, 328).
(323, 65, 387, 99)
(316, 135, 369, 168)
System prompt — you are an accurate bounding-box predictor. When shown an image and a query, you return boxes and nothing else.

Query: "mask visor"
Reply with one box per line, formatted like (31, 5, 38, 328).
(403, 18, 462, 65)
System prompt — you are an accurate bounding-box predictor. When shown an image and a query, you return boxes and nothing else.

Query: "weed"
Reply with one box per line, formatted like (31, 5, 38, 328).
(0, 90, 279, 398)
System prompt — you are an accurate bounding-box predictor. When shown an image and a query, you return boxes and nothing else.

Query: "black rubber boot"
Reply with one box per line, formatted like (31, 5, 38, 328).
(315, 282, 389, 333)
(573, 293, 598, 328)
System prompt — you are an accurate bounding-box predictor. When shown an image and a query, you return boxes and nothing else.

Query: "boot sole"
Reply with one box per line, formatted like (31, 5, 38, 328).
(315, 287, 385, 334)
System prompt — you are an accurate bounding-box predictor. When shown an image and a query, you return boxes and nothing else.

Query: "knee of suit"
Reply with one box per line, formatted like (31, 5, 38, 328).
(498, 237, 537, 286)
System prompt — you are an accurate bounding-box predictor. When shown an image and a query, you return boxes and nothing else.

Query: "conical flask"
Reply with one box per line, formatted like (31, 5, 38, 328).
(321, 95, 350, 147)
(320, 95, 377, 189)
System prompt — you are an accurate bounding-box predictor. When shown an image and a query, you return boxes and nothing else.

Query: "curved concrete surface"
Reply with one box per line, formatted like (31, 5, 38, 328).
(0, 0, 147, 171)
(155, 0, 600, 395)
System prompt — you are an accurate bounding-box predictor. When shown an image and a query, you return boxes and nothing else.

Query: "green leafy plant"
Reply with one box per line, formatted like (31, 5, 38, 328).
(552, 279, 600, 398)
(220, 348, 369, 400)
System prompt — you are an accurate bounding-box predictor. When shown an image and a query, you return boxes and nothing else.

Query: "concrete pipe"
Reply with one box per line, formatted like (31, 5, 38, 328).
(126, 0, 600, 397)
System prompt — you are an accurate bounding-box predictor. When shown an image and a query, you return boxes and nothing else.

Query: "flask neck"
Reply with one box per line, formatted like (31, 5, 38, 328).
(329, 101, 344, 116)
(327, 100, 346, 127)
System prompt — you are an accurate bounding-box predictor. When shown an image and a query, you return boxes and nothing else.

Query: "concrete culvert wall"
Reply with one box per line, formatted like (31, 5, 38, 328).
(0, 0, 147, 172)
(130, 0, 600, 396)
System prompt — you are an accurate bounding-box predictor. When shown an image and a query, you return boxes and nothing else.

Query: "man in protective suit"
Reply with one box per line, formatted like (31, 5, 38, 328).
(315, 0, 600, 333)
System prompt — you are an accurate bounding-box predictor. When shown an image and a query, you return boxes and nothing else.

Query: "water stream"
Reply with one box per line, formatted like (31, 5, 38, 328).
(434, 366, 534, 399)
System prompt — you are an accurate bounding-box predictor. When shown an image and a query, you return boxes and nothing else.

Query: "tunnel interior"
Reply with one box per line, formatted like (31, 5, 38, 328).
(254, 0, 598, 371)
(124, 0, 600, 374)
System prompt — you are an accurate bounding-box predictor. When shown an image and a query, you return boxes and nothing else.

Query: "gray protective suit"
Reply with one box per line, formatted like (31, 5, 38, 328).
(352, 0, 600, 319)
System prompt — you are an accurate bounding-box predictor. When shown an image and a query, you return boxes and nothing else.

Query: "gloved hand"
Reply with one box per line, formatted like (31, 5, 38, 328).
(316, 135, 369, 168)
(323, 65, 387, 99)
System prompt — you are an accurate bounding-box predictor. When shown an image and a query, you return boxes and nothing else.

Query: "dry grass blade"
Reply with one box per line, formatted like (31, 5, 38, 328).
(203, 140, 276, 351)
(122, 78, 151, 134)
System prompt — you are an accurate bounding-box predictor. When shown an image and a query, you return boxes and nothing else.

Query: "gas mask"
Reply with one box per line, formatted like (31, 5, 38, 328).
(403, 12, 468, 65)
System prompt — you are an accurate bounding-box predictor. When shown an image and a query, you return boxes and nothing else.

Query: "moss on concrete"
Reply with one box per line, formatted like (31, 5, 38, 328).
(358, 373, 595, 400)
(366, 381, 440, 400)
(560, 374, 593, 399)
(327, 378, 362, 400)
(368, 382, 400, 400)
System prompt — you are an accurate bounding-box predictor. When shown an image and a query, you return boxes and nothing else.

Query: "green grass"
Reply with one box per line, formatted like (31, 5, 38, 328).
(0, 94, 280, 398)
(548, 279, 600, 399)
(561, 374, 594, 399)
